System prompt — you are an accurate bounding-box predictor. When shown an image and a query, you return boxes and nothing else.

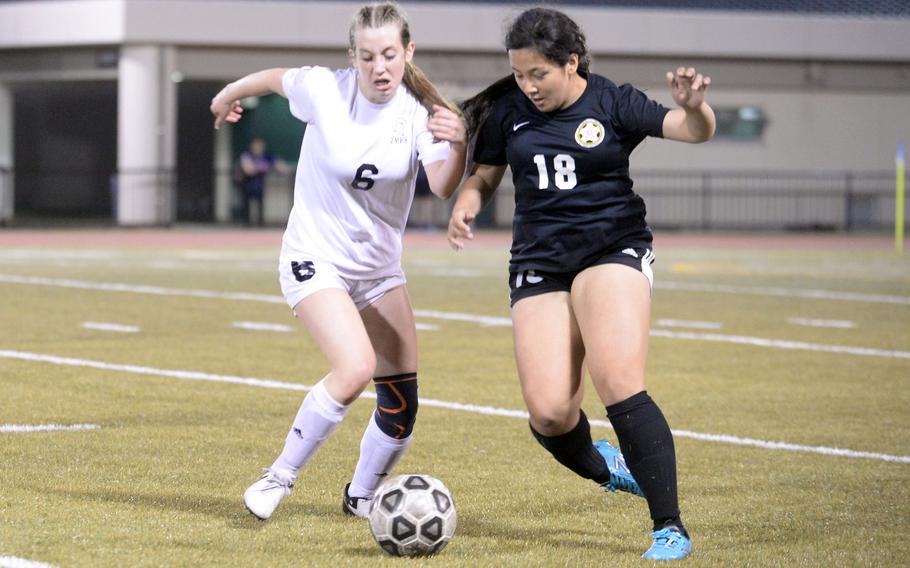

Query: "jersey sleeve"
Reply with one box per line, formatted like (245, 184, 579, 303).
(612, 84, 670, 139)
(281, 66, 320, 123)
(415, 106, 451, 165)
(471, 101, 509, 166)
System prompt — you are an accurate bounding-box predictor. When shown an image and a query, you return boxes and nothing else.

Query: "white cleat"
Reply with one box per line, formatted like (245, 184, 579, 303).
(341, 483, 373, 518)
(243, 469, 293, 520)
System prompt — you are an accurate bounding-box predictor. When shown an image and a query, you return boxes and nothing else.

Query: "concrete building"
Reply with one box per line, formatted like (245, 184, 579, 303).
(0, 0, 908, 228)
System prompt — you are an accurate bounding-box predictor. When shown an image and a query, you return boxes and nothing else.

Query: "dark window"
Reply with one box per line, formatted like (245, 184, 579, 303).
(713, 106, 768, 140)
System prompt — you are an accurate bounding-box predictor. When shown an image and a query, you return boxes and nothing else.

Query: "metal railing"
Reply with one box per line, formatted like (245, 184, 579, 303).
(634, 170, 902, 231)
(482, 170, 905, 232)
(0, 168, 904, 232)
(0, 166, 10, 224)
(109, 169, 178, 224)
(212, 167, 295, 225)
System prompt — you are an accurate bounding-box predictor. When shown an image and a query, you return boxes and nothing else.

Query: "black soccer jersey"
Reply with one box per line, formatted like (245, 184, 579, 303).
(473, 73, 669, 273)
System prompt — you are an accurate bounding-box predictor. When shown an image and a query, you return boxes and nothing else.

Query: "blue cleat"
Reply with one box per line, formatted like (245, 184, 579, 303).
(642, 527, 692, 561)
(593, 439, 644, 497)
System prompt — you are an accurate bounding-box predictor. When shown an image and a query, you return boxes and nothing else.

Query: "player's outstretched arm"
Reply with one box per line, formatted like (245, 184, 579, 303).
(447, 163, 506, 251)
(661, 66, 716, 143)
(424, 105, 468, 199)
(210, 68, 290, 129)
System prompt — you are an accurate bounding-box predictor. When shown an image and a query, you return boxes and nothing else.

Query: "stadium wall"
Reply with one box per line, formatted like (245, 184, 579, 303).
(0, 0, 908, 226)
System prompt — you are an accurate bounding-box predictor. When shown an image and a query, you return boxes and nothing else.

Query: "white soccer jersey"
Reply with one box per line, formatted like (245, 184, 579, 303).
(279, 66, 450, 279)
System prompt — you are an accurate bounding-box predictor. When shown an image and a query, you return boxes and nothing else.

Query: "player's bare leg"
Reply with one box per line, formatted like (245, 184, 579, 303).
(512, 291, 640, 495)
(244, 288, 374, 520)
(571, 264, 649, 406)
(573, 263, 691, 559)
(512, 291, 585, 436)
(344, 285, 420, 517)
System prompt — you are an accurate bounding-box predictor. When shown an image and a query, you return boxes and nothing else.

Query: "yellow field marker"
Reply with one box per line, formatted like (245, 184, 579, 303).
(897, 142, 905, 254)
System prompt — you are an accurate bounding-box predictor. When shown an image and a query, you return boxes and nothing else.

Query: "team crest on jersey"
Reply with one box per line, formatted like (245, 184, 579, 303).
(575, 118, 605, 148)
(390, 116, 409, 144)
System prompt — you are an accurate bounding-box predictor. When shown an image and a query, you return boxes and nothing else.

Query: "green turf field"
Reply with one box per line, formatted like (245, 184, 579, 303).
(1, 231, 908, 567)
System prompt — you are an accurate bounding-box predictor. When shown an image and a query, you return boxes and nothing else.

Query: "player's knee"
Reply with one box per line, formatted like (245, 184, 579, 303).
(589, 363, 645, 394)
(337, 357, 377, 388)
(326, 359, 377, 403)
(527, 404, 577, 436)
(373, 373, 419, 439)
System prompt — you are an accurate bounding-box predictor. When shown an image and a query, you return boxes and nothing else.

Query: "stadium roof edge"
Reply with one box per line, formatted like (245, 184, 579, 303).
(0, 0, 908, 62)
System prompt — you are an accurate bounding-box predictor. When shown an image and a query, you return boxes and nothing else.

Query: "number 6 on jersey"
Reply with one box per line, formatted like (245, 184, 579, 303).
(352, 163, 379, 191)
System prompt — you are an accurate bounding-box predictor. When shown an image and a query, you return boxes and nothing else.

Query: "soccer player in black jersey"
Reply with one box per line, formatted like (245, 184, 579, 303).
(448, 8, 715, 561)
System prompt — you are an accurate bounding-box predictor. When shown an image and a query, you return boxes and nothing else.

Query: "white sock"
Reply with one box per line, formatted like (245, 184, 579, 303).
(347, 412, 412, 499)
(271, 379, 351, 482)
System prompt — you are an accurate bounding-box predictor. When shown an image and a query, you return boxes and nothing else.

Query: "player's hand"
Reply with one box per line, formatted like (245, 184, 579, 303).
(210, 86, 245, 129)
(428, 105, 467, 146)
(447, 207, 475, 251)
(666, 66, 711, 110)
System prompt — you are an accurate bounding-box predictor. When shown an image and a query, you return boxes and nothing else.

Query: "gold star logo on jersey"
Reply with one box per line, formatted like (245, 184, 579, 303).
(575, 118, 605, 148)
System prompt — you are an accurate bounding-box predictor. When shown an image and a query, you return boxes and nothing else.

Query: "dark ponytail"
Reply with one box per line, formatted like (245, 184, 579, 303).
(461, 8, 590, 138)
(461, 76, 519, 140)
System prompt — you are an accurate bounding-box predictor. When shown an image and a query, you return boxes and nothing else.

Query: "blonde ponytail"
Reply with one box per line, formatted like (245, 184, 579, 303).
(403, 61, 457, 115)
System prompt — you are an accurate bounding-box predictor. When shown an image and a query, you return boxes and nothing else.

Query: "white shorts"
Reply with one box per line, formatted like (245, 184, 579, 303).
(278, 257, 407, 313)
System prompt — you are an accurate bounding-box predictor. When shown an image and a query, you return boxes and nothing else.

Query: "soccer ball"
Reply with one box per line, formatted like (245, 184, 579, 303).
(368, 473, 457, 557)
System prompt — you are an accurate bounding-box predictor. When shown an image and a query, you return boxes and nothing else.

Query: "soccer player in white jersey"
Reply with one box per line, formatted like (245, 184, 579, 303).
(209, 1, 467, 521)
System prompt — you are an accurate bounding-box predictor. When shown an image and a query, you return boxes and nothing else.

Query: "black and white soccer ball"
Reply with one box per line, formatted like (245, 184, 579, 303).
(368, 473, 457, 557)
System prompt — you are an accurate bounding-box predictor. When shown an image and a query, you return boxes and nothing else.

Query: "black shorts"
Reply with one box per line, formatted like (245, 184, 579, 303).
(508, 244, 655, 306)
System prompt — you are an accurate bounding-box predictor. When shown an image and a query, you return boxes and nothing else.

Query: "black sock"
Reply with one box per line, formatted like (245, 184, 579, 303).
(530, 410, 611, 485)
(606, 391, 686, 534)
(654, 517, 689, 538)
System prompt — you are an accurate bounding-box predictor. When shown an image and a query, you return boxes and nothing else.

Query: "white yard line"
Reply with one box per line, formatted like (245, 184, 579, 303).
(413, 268, 497, 278)
(649, 329, 910, 359)
(788, 317, 856, 329)
(179, 251, 257, 260)
(654, 319, 723, 330)
(144, 260, 270, 272)
(0, 424, 100, 433)
(5, 273, 909, 306)
(81, 322, 141, 333)
(0, 250, 121, 260)
(1, 349, 907, 464)
(0, 274, 906, 359)
(0, 558, 59, 568)
(232, 321, 294, 333)
(0, 274, 285, 304)
(657, 281, 910, 305)
(235, 320, 428, 333)
(412, 309, 512, 327)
